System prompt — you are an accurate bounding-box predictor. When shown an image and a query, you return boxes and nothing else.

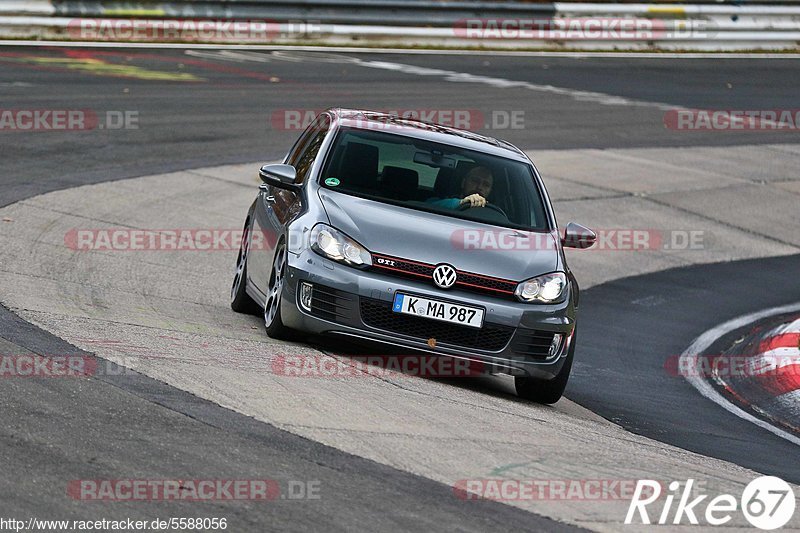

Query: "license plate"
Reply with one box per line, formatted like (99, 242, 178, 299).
(392, 293, 484, 329)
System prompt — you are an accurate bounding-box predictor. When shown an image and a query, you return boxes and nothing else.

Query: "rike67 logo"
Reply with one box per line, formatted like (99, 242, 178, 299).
(626, 477, 796, 529)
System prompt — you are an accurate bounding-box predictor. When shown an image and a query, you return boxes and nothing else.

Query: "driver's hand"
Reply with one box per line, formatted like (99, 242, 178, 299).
(459, 194, 487, 208)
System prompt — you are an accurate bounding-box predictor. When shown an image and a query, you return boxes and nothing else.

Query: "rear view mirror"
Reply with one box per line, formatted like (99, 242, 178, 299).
(259, 164, 299, 190)
(413, 151, 456, 169)
(562, 222, 597, 249)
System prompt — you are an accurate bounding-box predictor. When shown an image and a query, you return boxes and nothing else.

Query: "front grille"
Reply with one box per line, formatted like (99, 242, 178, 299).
(511, 329, 557, 360)
(457, 272, 517, 294)
(308, 284, 356, 323)
(359, 298, 514, 351)
(373, 255, 434, 280)
(371, 253, 517, 300)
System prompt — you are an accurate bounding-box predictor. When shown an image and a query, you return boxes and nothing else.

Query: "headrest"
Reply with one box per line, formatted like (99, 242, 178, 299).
(382, 165, 419, 201)
(338, 142, 379, 190)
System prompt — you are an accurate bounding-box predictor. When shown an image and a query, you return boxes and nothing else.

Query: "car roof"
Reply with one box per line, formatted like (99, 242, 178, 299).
(326, 108, 530, 163)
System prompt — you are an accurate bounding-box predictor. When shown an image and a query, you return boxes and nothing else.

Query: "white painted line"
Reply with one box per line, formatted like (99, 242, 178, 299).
(352, 57, 679, 110)
(746, 348, 800, 377)
(0, 39, 799, 58)
(778, 318, 800, 334)
(680, 302, 800, 447)
(183, 48, 686, 112)
(761, 318, 800, 341)
(183, 50, 789, 130)
(755, 347, 800, 359)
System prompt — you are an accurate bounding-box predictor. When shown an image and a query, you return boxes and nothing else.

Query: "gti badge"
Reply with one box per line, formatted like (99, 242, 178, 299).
(432, 264, 457, 289)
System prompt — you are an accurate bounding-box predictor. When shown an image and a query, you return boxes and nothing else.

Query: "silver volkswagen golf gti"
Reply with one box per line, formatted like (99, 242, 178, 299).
(231, 109, 596, 403)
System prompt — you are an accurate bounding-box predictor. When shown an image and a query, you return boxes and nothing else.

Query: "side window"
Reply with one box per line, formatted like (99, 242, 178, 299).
(286, 114, 330, 185)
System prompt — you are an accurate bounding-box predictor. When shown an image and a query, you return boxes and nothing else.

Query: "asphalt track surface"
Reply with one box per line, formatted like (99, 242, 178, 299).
(570, 254, 800, 484)
(2, 48, 799, 205)
(1, 46, 799, 528)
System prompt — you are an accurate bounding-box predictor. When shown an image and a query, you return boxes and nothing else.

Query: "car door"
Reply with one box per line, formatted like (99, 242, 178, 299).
(249, 114, 331, 296)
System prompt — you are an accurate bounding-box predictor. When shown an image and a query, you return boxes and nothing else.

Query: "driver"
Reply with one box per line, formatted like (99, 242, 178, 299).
(427, 166, 494, 209)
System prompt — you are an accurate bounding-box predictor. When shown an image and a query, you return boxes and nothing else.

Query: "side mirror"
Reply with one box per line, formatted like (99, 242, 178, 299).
(561, 222, 596, 249)
(259, 164, 299, 190)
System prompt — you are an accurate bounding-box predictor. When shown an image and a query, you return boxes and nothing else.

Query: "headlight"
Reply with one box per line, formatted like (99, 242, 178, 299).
(515, 272, 567, 303)
(310, 224, 372, 267)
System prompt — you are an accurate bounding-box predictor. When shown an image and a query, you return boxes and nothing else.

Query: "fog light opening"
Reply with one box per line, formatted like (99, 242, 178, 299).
(548, 333, 564, 358)
(299, 281, 313, 312)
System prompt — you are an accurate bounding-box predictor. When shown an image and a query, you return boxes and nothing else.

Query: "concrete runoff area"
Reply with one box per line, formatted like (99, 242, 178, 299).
(1, 143, 799, 530)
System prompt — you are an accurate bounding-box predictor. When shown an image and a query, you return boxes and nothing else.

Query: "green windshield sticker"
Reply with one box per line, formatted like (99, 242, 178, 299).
(325, 177, 340, 187)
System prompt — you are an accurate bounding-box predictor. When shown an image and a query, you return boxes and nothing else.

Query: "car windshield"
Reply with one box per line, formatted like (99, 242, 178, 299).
(319, 128, 550, 231)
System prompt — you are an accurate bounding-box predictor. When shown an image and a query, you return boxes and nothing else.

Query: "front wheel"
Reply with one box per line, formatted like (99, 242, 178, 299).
(263, 243, 295, 340)
(514, 328, 576, 404)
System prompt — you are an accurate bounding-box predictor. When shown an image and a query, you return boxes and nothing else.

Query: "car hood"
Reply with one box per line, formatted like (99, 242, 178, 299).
(318, 189, 558, 281)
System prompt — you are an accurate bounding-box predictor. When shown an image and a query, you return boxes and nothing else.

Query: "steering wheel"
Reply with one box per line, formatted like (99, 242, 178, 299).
(458, 201, 508, 219)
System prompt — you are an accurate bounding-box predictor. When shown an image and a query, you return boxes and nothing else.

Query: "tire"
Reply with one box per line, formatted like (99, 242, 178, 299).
(514, 328, 576, 405)
(230, 219, 260, 314)
(263, 242, 295, 340)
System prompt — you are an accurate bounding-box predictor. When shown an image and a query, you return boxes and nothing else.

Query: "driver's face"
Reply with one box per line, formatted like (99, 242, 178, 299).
(462, 168, 493, 198)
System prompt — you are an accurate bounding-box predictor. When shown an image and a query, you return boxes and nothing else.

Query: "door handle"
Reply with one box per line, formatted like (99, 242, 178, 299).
(258, 183, 269, 192)
(264, 195, 275, 203)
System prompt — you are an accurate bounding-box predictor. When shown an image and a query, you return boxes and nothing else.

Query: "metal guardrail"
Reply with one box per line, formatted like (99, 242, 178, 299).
(1, 0, 799, 50)
(50, 1, 556, 26)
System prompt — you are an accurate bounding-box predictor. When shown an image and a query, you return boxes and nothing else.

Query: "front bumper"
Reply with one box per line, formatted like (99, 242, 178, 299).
(280, 249, 576, 379)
